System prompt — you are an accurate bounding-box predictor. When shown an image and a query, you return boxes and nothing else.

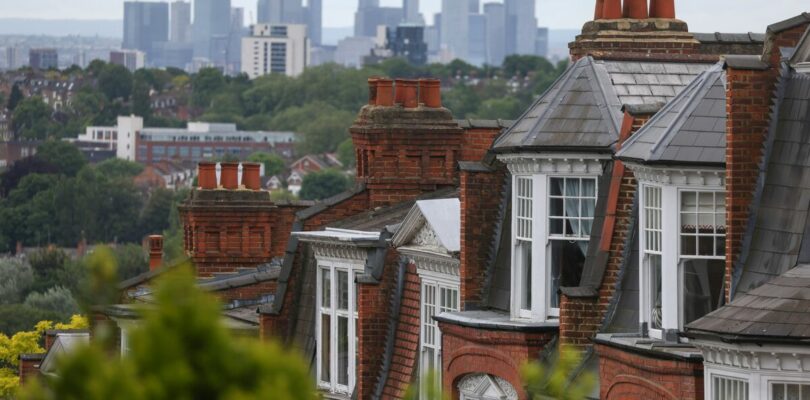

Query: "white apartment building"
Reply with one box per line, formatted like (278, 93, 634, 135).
(241, 24, 309, 78)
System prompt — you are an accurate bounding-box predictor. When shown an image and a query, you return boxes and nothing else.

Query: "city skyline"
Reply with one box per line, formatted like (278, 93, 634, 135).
(0, 0, 807, 32)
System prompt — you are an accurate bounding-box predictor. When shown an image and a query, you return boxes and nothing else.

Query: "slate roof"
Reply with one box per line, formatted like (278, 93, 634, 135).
(492, 56, 712, 153)
(693, 32, 766, 45)
(687, 264, 810, 344)
(734, 72, 810, 295)
(617, 63, 727, 166)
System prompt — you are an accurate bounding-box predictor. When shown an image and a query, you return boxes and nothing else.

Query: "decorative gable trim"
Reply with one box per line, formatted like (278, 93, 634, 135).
(399, 247, 459, 278)
(626, 162, 725, 187)
(497, 153, 608, 175)
(309, 242, 370, 263)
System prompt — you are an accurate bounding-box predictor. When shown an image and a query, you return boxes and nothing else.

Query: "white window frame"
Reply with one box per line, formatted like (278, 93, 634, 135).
(640, 184, 664, 340)
(710, 373, 750, 400)
(316, 260, 361, 395)
(510, 173, 598, 321)
(419, 275, 459, 399)
(638, 184, 725, 336)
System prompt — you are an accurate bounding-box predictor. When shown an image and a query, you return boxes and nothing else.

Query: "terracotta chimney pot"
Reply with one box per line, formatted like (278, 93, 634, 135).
(419, 78, 442, 108)
(148, 235, 163, 271)
(220, 162, 239, 189)
(376, 78, 394, 106)
(594, 0, 605, 19)
(396, 79, 418, 108)
(198, 162, 217, 189)
(241, 162, 262, 190)
(649, 0, 675, 18)
(623, 0, 648, 18)
(367, 77, 379, 105)
(602, 0, 622, 19)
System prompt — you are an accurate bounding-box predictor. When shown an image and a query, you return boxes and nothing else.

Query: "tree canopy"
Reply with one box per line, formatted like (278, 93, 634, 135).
(299, 169, 351, 201)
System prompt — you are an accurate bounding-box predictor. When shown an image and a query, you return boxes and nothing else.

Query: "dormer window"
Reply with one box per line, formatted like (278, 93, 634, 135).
(503, 155, 604, 322)
(636, 170, 726, 339)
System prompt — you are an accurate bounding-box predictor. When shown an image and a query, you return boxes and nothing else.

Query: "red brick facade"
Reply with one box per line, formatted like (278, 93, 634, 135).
(459, 166, 506, 308)
(596, 344, 704, 400)
(18, 354, 44, 385)
(724, 22, 809, 300)
(441, 323, 556, 400)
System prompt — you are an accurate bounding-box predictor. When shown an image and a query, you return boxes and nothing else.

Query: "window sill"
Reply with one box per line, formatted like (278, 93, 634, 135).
(433, 310, 560, 332)
(593, 333, 703, 362)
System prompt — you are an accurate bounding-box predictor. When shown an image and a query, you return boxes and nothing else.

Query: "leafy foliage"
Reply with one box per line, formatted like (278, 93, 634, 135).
(521, 346, 596, 400)
(246, 152, 285, 177)
(23, 286, 80, 317)
(299, 169, 351, 201)
(336, 139, 356, 168)
(0, 315, 88, 398)
(19, 264, 315, 400)
(0, 259, 34, 305)
(12, 97, 52, 139)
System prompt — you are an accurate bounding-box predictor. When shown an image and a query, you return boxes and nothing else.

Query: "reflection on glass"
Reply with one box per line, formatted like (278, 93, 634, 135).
(549, 240, 586, 309)
(649, 254, 662, 330)
(681, 259, 725, 326)
(338, 270, 348, 311)
(338, 316, 348, 386)
(517, 241, 532, 311)
(320, 313, 330, 382)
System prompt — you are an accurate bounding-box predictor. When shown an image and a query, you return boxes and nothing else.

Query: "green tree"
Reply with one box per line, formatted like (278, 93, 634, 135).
(299, 169, 351, 201)
(246, 152, 285, 176)
(98, 64, 133, 101)
(11, 97, 51, 139)
(191, 67, 225, 108)
(110, 244, 149, 281)
(131, 76, 152, 119)
(6, 84, 23, 111)
(336, 138, 356, 168)
(20, 264, 316, 400)
(96, 158, 144, 179)
(0, 259, 34, 304)
(23, 286, 80, 318)
(138, 188, 174, 238)
(521, 346, 596, 400)
(35, 140, 87, 177)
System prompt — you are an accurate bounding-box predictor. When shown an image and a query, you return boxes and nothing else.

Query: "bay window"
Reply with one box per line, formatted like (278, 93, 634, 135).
(420, 279, 459, 398)
(637, 176, 726, 336)
(317, 262, 359, 395)
(511, 174, 597, 321)
(712, 375, 749, 400)
(771, 383, 810, 400)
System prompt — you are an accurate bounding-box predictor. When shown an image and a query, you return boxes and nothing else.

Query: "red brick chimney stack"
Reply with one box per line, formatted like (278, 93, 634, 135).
(394, 79, 419, 108)
(219, 162, 239, 189)
(148, 235, 163, 271)
(623, 0, 648, 19)
(241, 163, 262, 190)
(649, 0, 675, 18)
(198, 162, 217, 189)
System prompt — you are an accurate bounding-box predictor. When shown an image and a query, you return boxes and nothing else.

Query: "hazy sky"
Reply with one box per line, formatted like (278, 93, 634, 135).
(0, 0, 807, 31)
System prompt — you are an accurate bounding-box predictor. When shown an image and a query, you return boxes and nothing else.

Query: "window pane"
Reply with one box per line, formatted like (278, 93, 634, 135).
(549, 218, 564, 235)
(582, 178, 596, 197)
(550, 178, 562, 196)
(337, 316, 349, 385)
(321, 269, 331, 308)
(649, 254, 662, 330)
(788, 385, 800, 400)
(517, 241, 532, 311)
(338, 270, 349, 311)
(320, 314, 330, 382)
(566, 178, 579, 196)
(682, 259, 725, 326)
(774, 384, 786, 400)
(550, 198, 564, 217)
(549, 240, 586, 309)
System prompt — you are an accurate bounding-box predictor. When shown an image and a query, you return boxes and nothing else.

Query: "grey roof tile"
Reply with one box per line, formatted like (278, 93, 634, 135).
(617, 63, 726, 165)
(493, 57, 712, 153)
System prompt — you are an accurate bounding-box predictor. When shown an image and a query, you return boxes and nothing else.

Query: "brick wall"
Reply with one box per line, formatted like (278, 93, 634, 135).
(441, 322, 556, 400)
(459, 127, 502, 163)
(380, 262, 421, 399)
(356, 253, 398, 399)
(459, 166, 506, 308)
(725, 23, 808, 300)
(18, 354, 44, 385)
(596, 344, 704, 400)
(559, 112, 646, 347)
(569, 19, 702, 61)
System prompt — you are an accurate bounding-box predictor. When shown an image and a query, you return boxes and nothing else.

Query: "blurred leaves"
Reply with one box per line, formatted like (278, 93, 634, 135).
(20, 262, 316, 400)
(521, 345, 596, 400)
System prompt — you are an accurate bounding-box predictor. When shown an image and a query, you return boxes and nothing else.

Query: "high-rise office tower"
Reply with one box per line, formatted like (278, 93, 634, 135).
(227, 7, 246, 71)
(440, 0, 469, 61)
(123, 1, 169, 62)
(469, 0, 480, 13)
(242, 24, 309, 78)
(307, 0, 322, 46)
(193, 0, 232, 61)
(171, 1, 192, 43)
(484, 2, 505, 66)
(468, 13, 486, 66)
(257, 0, 304, 24)
(403, 0, 422, 24)
(358, 0, 379, 8)
(505, 0, 537, 55)
(535, 27, 549, 57)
